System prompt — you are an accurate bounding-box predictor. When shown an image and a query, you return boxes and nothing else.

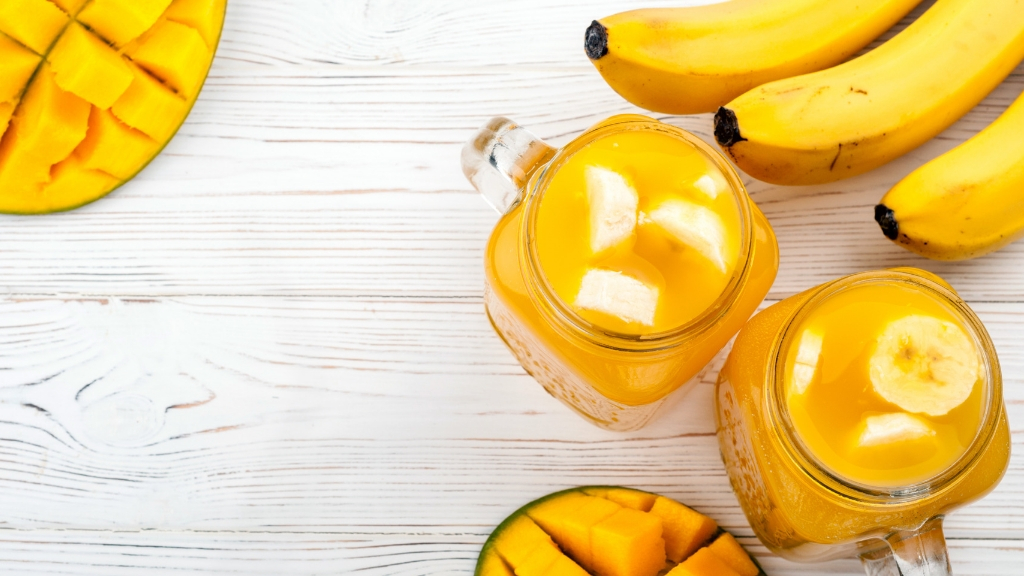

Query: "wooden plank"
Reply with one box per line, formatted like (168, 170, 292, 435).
(1, 65, 1023, 300)
(0, 529, 1018, 575)
(215, 0, 933, 69)
(0, 297, 1020, 541)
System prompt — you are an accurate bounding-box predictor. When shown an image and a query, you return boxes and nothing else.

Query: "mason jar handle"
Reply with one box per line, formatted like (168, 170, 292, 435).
(860, 517, 952, 575)
(461, 117, 556, 214)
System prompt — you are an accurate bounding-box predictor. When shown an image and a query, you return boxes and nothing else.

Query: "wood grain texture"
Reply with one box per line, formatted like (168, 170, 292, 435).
(1, 0, 1023, 573)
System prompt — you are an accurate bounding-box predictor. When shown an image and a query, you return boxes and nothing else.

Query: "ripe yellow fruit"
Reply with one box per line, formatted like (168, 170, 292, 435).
(714, 0, 1024, 186)
(585, 0, 924, 115)
(876, 90, 1024, 260)
(0, 0, 226, 214)
(476, 487, 761, 576)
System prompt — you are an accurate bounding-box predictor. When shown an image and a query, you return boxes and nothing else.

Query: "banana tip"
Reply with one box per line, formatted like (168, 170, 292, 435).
(714, 107, 745, 147)
(875, 204, 899, 240)
(585, 21, 608, 60)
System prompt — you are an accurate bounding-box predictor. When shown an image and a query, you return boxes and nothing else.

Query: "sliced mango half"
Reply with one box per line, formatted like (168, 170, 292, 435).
(476, 486, 765, 576)
(0, 0, 226, 214)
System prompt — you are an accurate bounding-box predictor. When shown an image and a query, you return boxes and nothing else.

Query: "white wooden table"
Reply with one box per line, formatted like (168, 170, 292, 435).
(0, 1, 1021, 574)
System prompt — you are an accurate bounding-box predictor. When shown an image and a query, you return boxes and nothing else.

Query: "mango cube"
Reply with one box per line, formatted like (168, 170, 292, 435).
(514, 542, 562, 576)
(0, 34, 42, 103)
(76, 107, 159, 179)
(48, 23, 134, 108)
(129, 20, 209, 98)
(590, 508, 666, 576)
(0, 65, 90, 195)
(706, 533, 759, 576)
(0, 0, 68, 54)
(667, 548, 741, 576)
(493, 516, 557, 569)
(165, 0, 225, 48)
(77, 0, 172, 46)
(41, 154, 120, 213)
(583, 487, 658, 512)
(111, 62, 187, 140)
(648, 497, 717, 563)
(528, 494, 619, 568)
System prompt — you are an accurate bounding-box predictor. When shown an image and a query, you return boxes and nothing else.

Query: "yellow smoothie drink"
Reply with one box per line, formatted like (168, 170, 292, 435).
(716, 269, 1009, 568)
(471, 115, 779, 430)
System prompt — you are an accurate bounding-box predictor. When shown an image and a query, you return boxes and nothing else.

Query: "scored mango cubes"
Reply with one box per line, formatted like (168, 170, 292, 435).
(48, 23, 134, 108)
(0, 0, 225, 213)
(479, 487, 759, 576)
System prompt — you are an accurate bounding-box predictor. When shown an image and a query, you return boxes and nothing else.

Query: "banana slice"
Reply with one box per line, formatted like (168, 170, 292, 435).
(869, 315, 980, 416)
(643, 198, 733, 273)
(858, 413, 936, 447)
(575, 268, 658, 326)
(789, 328, 824, 397)
(586, 165, 638, 255)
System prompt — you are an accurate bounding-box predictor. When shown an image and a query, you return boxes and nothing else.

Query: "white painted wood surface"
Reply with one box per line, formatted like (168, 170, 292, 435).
(0, 0, 1022, 573)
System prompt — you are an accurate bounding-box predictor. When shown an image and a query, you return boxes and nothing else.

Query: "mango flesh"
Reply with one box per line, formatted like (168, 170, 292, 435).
(706, 533, 759, 576)
(0, 34, 42, 103)
(112, 62, 187, 141)
(0, 0, 69, 54)
(649, 496, 718, 563)
(128, 19, 210, 99)
(0, 0, 225, 214)
(48, 22, 133, 108)
(165, 0, 227, 48)
(667, 548, 741, 576)
(476, 487, 761, 576)
(77, 0, 172, 46)
(76, 107, 159, 180)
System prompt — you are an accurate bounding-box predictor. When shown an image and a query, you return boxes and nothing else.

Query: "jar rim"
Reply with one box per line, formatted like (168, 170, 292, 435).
(518, 117, 757, 352)
(765, 270, 1003, 504)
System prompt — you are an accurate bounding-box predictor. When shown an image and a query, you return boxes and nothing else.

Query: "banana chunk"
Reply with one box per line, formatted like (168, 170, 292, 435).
(858, 413, 936, 447)
(575, 269, 658, 326)
(790, 328, 824, 397)
(869, 315, 980, 416)
(586, 165, 638, 255)
(644, 198, 733, 273)
(693, 173, 725, 201)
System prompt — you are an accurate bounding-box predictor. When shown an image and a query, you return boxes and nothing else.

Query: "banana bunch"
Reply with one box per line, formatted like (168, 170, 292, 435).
(712, 0, 1024, 185)
(876, 91, 1024, 260)
(585, 0, 923, 115)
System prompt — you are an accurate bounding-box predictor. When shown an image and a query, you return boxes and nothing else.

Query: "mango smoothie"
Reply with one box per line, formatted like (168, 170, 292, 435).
(477, 115, 778, 430)
(716, 269, 1009, 561)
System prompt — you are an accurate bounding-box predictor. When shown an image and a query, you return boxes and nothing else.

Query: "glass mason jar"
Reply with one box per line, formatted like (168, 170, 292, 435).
(463, 115, 778, 430)
(715, 268, 1010, 574)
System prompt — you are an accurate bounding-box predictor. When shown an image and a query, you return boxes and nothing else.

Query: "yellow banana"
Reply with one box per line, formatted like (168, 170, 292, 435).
(714, 0, 1024, 186)
(585, 0, 924, 115)
(876, 90, 1024, 260)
